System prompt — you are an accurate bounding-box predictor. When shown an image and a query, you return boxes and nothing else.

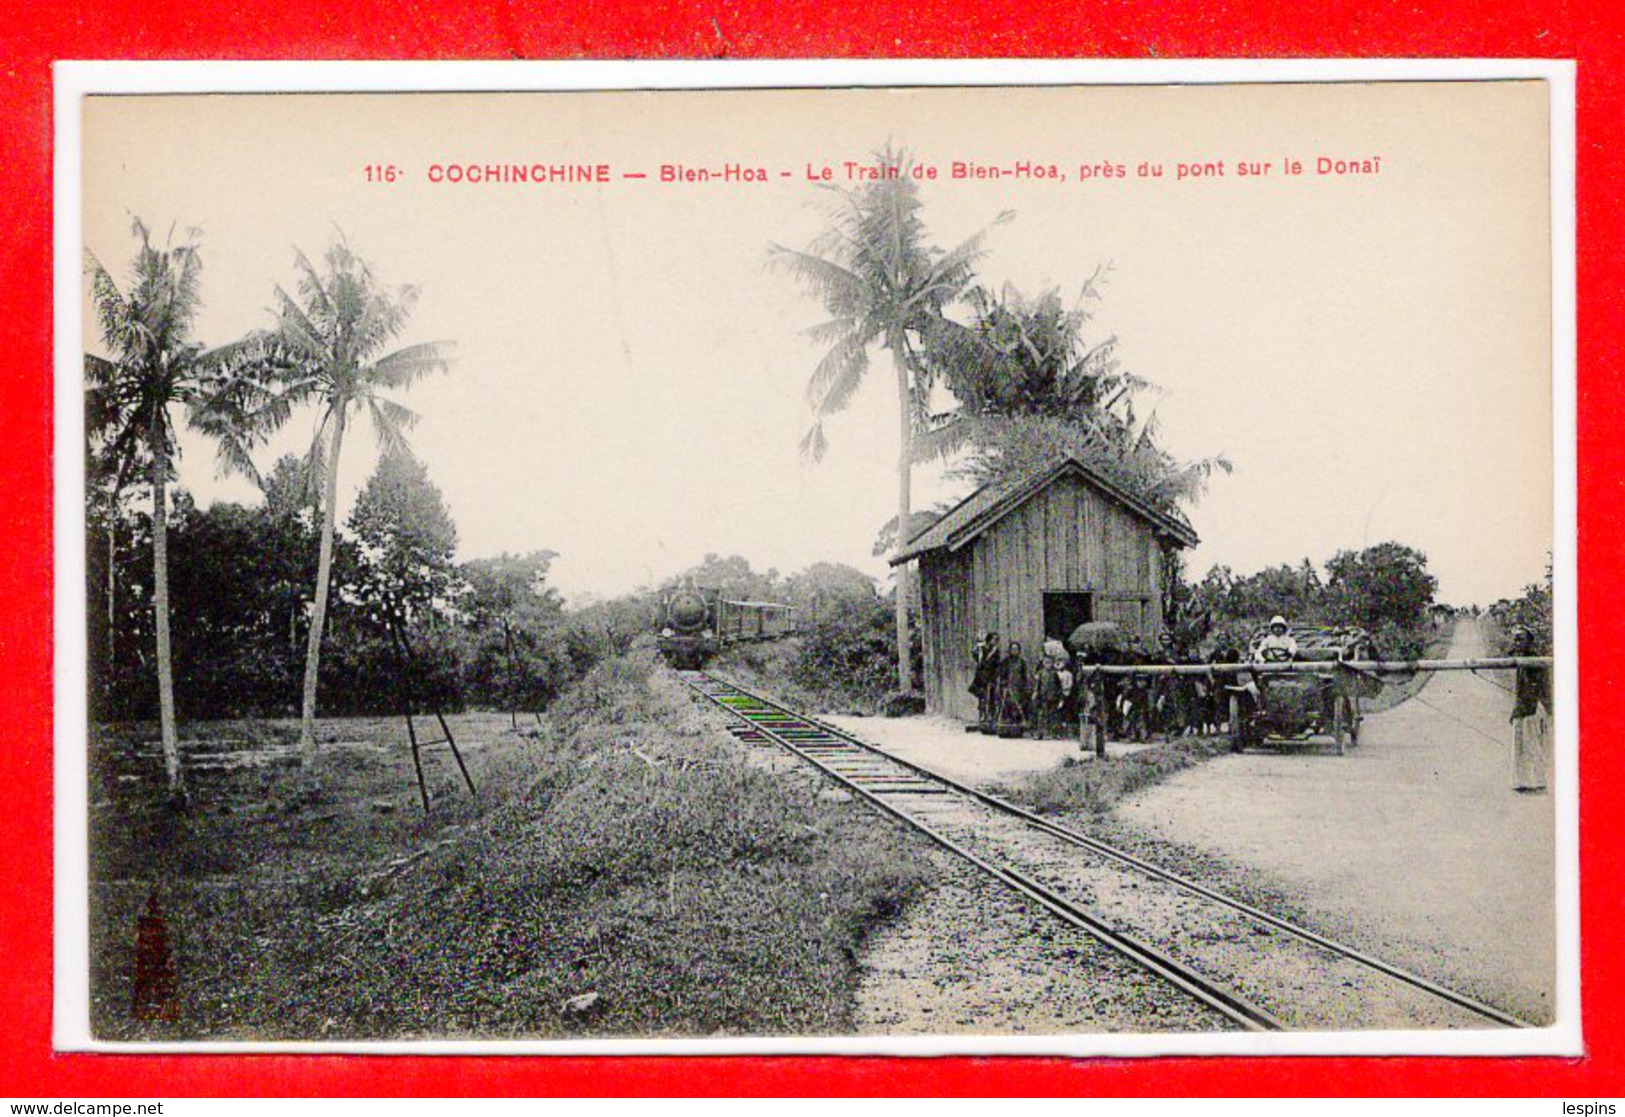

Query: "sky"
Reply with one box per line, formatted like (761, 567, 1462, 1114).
(79, 82, 1555, 606)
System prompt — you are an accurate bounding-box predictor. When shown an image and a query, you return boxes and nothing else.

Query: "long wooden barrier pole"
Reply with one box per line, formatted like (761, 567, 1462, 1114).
(1073, 657, 1552, 676)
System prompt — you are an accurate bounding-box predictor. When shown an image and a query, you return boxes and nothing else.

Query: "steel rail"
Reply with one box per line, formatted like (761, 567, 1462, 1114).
(680, 670, 1282, 1032)
(688, 670, 1530, 1031)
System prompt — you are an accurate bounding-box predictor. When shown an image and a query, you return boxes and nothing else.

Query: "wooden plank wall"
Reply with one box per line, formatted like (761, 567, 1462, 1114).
(918, 471, 1172, 719)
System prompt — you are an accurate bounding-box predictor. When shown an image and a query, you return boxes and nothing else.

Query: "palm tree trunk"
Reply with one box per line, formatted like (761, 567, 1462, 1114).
(106, 511, 117, 677)
(503, 617, 522, 727)
(893, 348, 914, 694)
(298, 406, 348, 764)
(150, 419, 183, 798)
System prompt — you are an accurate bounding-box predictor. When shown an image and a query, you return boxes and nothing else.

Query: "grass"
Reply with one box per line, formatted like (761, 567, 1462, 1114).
(1003, 736, 1234, 816)
(88, 650, 929, 1040)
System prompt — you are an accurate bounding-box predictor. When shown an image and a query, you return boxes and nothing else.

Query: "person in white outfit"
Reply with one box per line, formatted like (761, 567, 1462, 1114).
(1255, 615, 1299, 661)
(1509, 624, 1551, 793)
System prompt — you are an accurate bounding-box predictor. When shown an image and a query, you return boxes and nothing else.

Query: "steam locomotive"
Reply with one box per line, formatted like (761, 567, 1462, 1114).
(656, 586, 797, 669)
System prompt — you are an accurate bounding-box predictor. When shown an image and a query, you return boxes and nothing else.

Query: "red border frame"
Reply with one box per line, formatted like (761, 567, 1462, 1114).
(4, 0, 1621, 1097)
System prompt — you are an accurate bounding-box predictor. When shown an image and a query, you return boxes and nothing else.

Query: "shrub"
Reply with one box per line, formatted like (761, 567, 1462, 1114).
(1323, 543, 1438, 633)
(1486, 567, 1553, 655)
(882, 691, 927, 717)
(569, 596, 657, 660)
(316, 619, 466, 717)
(789, 595, 922, 708)
(1369, 619, 1428, 662)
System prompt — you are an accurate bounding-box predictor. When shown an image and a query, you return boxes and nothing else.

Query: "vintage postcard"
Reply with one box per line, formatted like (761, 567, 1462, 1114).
(53, 61, 1577, 1056)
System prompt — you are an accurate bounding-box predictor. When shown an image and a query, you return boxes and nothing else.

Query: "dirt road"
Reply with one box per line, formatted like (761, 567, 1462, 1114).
(1112, 620, 1557, 1023)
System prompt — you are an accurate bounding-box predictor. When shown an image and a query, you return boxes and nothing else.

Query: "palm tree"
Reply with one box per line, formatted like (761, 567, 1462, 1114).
(916, 280, 1230, 515)
(198, 238, 451, 764)
(769, 145, 1009, 692)
(85, 218, 243, 800)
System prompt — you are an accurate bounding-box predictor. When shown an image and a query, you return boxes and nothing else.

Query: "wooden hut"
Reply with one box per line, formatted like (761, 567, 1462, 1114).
(892, 456, 1199, 721)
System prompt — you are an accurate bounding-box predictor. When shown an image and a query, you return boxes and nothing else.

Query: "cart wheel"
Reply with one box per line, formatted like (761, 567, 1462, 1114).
(1228, 694, 1246, 753)
(1332, 698, 1349, 755)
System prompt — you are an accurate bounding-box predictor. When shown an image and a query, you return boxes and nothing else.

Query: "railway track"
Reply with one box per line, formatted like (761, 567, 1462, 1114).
(678, 669, 1532, 1033)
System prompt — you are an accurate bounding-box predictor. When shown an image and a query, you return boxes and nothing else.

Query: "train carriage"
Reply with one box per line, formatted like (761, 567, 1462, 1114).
(720, 600, 797, 643)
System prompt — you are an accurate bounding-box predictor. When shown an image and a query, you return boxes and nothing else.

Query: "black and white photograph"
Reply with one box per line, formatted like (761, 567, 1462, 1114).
(56, 65, 1575, 1055)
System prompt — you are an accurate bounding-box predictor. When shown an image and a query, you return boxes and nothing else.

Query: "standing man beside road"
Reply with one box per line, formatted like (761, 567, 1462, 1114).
(1209, 634, 1243, 734)
(1073, 642, 1111, 758)
(1509, 624, 1552, 793)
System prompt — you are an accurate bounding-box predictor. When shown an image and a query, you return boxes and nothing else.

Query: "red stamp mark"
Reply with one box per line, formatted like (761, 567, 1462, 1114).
(130, 890, 178, 1021)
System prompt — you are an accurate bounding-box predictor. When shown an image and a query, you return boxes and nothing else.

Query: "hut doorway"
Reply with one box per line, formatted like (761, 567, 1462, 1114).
(1043, 591, 1095, 645)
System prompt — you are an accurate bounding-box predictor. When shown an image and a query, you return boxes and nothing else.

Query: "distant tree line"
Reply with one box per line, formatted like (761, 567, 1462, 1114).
(1484, 564, 1553, 655)
(88, 480, 913, 726)
(1172, 541, 1441, 658)
(87, 451, 598, 724)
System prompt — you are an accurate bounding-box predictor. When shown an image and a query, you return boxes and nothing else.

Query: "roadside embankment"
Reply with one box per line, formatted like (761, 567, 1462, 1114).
(90, 649, 928, 1040)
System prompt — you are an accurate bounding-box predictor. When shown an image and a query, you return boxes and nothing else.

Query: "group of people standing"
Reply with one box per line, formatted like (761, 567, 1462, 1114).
(967, 633, 1075, 739)
(967, 618, 1555, 797)
(968, 629, 1232, 746)
(1077, 631, 1237, 750)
